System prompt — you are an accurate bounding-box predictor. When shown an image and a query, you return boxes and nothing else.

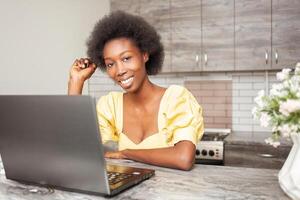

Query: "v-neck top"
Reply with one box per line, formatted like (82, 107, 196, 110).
(96, 85, 204, 151)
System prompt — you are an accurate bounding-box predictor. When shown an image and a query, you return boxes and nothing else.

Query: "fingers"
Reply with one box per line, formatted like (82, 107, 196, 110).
(104, 151, 123, 159)
(73, 58, 96, 69)
(80, 58, 88, 69)
(105, 152, 114, 158)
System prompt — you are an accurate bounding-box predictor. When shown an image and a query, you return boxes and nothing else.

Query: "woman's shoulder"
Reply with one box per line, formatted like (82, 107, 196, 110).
(165, 85, 192, 98)
(97, 91, 123, 107)
(162, 85, 199, 112)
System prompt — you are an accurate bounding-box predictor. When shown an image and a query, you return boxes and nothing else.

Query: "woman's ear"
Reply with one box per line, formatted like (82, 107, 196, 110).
(143, 52, 149, 63)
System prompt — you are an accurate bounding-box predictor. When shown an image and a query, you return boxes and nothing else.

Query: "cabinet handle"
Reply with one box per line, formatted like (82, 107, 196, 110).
(265, 50, 268, 65)
(275, 50, 279, 64)
(204, 53, 208, 66)
(195, 54, 199, 63)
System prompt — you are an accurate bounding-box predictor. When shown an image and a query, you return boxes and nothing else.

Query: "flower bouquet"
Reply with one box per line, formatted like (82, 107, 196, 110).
(252, 63, 300, 147)
(252, 63, 300, 200)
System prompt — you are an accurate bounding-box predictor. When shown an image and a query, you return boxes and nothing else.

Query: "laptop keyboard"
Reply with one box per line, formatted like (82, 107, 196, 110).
(107, 171, 133, 185)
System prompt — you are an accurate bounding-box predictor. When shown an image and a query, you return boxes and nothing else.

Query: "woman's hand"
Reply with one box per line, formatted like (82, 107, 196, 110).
(68, 58, 97, 95)
(70, 58, 97, 82)
(104, 150, 128, 159)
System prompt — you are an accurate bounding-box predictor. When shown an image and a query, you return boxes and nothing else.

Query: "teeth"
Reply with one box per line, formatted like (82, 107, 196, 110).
(121, 77, 133, 85)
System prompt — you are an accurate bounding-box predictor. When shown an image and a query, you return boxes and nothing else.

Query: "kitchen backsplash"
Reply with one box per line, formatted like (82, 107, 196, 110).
(185, 80, 232, 129)
(88, 70, 278, 133)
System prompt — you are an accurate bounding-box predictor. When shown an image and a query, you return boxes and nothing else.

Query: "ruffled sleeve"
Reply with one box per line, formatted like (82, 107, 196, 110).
(96, 92, 120, 144)
(160, 85, 204, 146)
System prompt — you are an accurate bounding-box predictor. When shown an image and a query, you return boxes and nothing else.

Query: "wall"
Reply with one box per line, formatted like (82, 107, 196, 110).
(185, 80, 232, 129)
(0, 0, 110, 94)
(89, 70, 278, 133)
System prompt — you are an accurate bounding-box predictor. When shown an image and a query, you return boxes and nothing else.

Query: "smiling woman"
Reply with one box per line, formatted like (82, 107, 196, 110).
(68, 11, 204, 171)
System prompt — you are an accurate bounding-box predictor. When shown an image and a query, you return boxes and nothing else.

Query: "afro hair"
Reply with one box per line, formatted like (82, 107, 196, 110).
(86, 11, 164, 75)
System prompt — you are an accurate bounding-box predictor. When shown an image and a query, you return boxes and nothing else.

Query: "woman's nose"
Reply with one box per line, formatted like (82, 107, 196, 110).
(116, 62, 127, 76)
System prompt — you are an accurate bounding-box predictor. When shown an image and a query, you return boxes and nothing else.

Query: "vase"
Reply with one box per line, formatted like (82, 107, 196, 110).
(278, 133, 300, 200)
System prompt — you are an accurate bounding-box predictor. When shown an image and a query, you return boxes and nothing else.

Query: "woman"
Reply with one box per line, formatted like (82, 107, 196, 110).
(68, 11, 204, 171)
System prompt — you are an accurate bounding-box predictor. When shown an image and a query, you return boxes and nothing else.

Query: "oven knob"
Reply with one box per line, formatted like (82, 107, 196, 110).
(201, 150, 207, 156)
(209, 150, 215, 157)
(196, 149, 200, 155)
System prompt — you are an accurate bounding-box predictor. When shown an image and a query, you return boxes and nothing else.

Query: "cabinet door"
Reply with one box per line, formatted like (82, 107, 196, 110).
(110, 0, 140, 15)
(202, 0, 234, 71)
(272, 0, 300, 69)
(140, 0, 172, 73)
(235, 0, 271, 71)
(170, 0, 201, 72)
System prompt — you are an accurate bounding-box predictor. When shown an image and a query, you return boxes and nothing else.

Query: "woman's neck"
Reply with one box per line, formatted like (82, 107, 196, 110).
(126, 76, 159, 104)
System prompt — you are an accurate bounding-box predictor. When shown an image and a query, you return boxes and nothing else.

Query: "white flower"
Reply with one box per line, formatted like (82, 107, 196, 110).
(260, 113, 271, 127)
(270, 83, 285, 97)
(265, 137, 280, 148)
(276, 68, 291, 81)
(283, 80, 290, 88)
(252, 107, 259, 119)
(290, 124, 299, 134)
(279, 99, 300, 116)
(278, 124, 291, 138)
(254, 90, 265, 108)
(253, 65, 300, 147)
(289, 76, 300, 94)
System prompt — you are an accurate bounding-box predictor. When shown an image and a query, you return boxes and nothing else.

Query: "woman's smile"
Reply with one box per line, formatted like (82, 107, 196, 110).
(120, 76, 134, 88)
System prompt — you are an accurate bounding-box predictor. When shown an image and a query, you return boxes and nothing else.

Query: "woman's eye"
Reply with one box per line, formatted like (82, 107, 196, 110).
(106, 63, 114, 68)
(122, 56, 131, 62)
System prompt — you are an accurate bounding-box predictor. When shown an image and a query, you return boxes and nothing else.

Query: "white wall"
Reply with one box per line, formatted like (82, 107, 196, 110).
(0, 0, 110, 94)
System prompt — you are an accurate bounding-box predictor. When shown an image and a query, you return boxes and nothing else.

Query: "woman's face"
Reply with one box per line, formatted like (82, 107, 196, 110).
(103, 37, 149, 93)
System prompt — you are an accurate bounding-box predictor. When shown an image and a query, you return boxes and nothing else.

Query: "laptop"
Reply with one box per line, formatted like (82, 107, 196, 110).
(0, 95, 154, 196)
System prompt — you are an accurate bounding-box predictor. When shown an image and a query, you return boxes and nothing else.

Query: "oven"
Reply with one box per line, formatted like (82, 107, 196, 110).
(195, 128, 231, 165)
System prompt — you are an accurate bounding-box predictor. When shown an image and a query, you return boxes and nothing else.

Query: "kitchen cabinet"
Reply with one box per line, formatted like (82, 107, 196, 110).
(170, 0, 201, 72)
(111, 0, 234, 72)
(140, 0, 172, 72)
(235, 0, 272, 71)
(110, 0, 140, 15)
(272, 0, 300, 69)
(110, 0, 300, 72)
(202, 0, 234, 71)
(235, 0, 300, 71)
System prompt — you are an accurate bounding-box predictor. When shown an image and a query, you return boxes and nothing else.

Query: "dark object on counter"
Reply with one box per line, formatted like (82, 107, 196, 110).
(0, 95, 154, 196)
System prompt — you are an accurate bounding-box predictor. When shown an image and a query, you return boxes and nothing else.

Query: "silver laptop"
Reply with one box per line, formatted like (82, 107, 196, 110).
(0, 95, 154, 196)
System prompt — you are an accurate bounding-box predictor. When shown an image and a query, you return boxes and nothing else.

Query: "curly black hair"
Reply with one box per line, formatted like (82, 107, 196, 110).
(86, 11, 164, 75)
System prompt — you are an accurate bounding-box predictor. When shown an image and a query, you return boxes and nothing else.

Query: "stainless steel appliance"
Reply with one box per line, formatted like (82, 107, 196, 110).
(195, 128, 231, 165)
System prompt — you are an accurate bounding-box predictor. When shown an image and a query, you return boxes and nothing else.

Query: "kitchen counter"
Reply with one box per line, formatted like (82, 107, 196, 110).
(224, 131, 292, 169)
(0, 156, 290, 200)
(225, 131, 292, 146)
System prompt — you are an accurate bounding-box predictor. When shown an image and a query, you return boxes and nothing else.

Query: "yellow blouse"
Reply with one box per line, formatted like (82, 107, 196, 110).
(96, 85, 204, 151)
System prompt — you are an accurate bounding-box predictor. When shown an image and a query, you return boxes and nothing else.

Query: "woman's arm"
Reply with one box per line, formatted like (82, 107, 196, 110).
(105, 140, 196, 171)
